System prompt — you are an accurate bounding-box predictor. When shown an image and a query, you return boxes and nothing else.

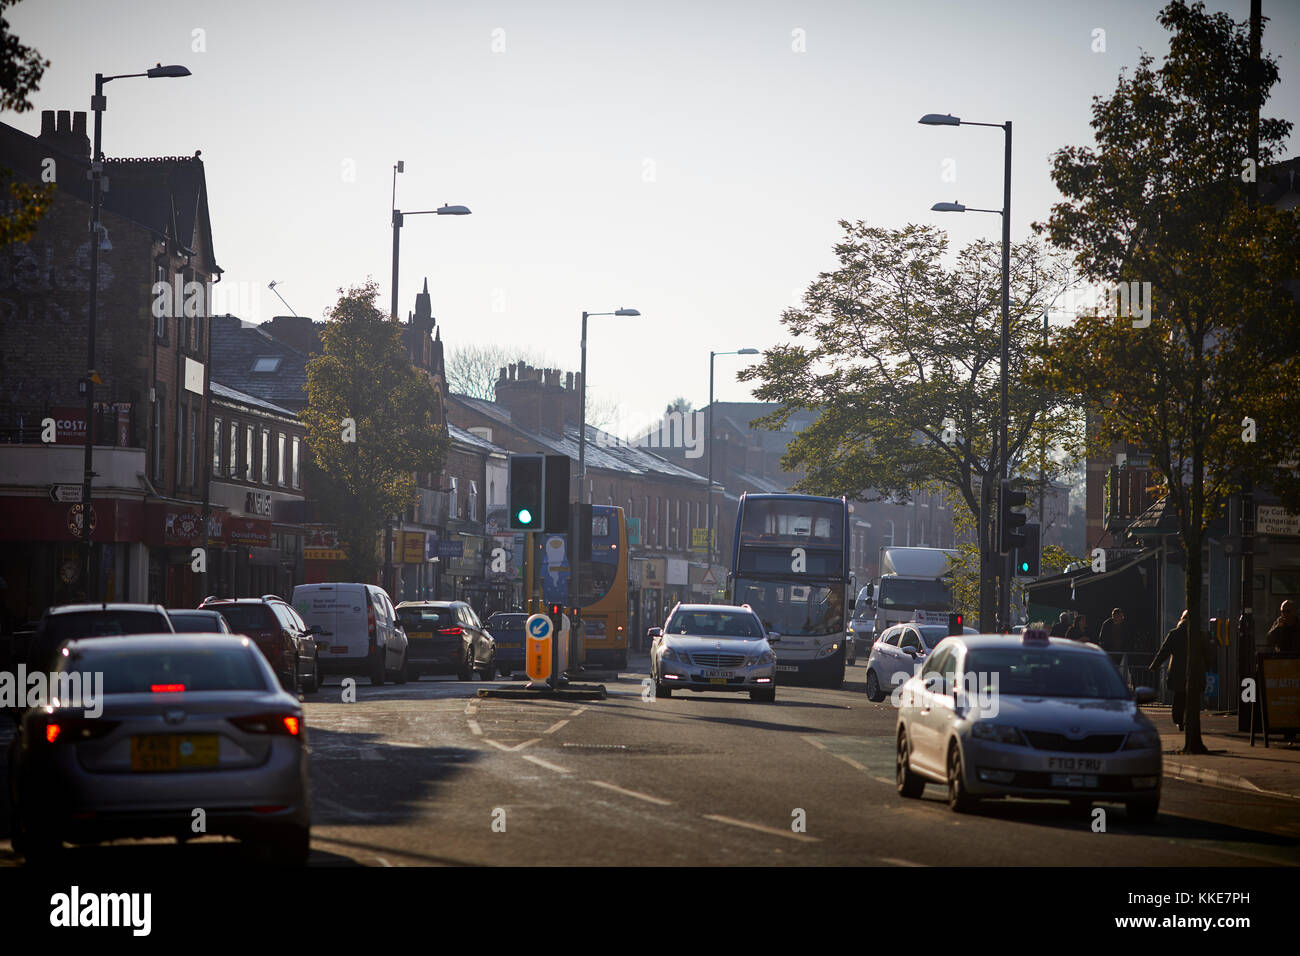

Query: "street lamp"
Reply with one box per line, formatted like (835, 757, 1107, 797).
(921, 110, 1013, 631)
(707, 348, 760, 567)
(81, 63, 190, 600)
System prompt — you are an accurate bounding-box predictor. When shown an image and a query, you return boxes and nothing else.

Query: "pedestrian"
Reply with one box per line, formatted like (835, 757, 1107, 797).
(1149, 609, 1215, 731)
(1266, 600, 1300, 655)
(1097, 608, 1126, 653)
(1050, 611, 1072, 637)
(1065, 613, 1090, 642)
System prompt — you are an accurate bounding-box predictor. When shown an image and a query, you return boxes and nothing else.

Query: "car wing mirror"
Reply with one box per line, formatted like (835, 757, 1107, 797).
(647, 627, 662, 639)
(767, 631, 780, 643)
(1133, 686, 1157, 705)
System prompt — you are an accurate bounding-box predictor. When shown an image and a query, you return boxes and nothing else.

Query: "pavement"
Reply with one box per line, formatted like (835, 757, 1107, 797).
(1144, 705, 1300, 801)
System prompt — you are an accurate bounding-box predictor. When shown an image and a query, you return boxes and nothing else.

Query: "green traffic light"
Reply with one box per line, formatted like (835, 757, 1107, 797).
(518, 508, 532, 525)
(1020, 561, 1029, 572)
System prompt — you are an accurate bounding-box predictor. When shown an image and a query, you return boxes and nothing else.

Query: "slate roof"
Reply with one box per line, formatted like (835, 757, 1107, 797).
(210, 380, 297, 420)
(449, 423, 507, 456)
(209, 314, 310, 411)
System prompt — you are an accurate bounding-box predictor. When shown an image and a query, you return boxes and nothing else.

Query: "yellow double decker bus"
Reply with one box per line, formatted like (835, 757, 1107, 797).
(578, 505, 628, 670)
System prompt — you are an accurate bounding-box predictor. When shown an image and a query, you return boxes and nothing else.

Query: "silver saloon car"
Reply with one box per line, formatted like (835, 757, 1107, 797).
(649, 603, 778, 702)
(895, 631, 1162, 821)
(9, 634, 311, 864)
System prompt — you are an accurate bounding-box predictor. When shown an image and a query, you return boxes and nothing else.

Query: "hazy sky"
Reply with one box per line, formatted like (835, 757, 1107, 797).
(9, 0, 1299, 437)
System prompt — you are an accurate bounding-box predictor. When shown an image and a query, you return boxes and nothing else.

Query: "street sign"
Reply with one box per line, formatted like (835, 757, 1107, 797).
(525, 613, 553, 682)
(49, 484, 83, 503)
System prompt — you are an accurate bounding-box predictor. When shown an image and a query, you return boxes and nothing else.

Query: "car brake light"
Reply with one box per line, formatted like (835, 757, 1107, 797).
(41, 717, 120, 743)
(152, 684, 186, 693)
(436, 626, 463, 636)
(230, 713, 302, 736)
(45, 724, 60, 743)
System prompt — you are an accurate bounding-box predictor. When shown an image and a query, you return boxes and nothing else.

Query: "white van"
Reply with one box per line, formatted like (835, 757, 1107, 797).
(291, 583, 409, 686)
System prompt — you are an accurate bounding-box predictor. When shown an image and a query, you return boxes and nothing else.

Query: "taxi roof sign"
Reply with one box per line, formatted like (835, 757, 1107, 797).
(1023, 627, 1051, 644)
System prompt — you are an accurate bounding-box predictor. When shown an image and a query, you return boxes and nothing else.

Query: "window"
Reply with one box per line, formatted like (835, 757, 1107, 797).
(178, 398, 188, 490)
(154, 264, 168, 340)
(277, 432, 287, 487)
(228, 421, 238, 478)
(467, 480, 478, 521)
(244, 425, 254, 481)
(152, 392, 164, 482)
(448, 477, 459, 519)
(251, 356, 281, 373)
(261, 429, 270, 484)
(212, 417, 222, 476)
(291, 437, 301, 489)
(190, 405, 199, 489)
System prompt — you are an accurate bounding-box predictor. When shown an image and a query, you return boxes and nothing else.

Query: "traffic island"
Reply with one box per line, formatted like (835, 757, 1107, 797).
(477, 683, 607, 700)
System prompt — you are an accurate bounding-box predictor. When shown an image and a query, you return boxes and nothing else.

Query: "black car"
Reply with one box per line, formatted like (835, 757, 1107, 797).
(199, 597, 325, 694)
(22, 603, 174, 673)
(396, 601, 496, 681)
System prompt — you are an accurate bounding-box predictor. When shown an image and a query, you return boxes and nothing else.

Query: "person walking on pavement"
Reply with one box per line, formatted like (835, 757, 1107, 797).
(1150, 609, 1214, 731)
(1266, 600, 1300, 654)
(1050, 611, 1072, 637)
(1066, 613, 1090, 642)
(1097, 608, 1126, 653)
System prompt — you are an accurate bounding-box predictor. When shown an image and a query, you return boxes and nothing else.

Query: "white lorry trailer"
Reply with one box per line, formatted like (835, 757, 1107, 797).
(864, 547, 959, 637)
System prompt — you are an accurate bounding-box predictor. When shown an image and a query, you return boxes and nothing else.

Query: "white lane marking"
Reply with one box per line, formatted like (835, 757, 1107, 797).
(544, 719, 570, 735)
(702, 814, 820, 843)
(804, 737, 828, 750)
(485, 738, 540, 752)
(879, 857, 927, 867)
(522, 754, 572, 774)
(375, 856, 393, 867)
(589, 780, 673, 806)
(570, 706, 588, 717)
(464, 700, 478, 715)
(467, 719, 483, 736)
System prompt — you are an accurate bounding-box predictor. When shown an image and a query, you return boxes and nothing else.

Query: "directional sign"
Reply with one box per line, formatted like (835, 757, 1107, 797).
(49, 484, 83, 503)
(525, 613, 553, 682)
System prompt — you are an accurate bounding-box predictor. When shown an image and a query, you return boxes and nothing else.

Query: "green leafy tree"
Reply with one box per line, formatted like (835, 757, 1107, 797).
(1029, 1, 1300, 753)
(0, 0, 53, 245)
(739, 222, 1081, 630)
(301, 280, 450, 583)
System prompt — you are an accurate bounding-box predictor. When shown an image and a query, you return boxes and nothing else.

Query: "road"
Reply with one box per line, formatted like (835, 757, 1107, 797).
(2, 656, 1298, 867)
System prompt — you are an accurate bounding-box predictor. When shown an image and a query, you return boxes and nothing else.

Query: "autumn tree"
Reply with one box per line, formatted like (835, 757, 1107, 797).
(0, 0, 52, 245)
(1029, 1, 1300, 753)
(739, 222, 1081, 629)
(301, 280, 450, 583)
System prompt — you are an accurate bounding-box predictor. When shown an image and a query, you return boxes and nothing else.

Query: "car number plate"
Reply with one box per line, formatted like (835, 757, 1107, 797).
(774, 664, 798, 672)
(1051, 773, 1099, 788)
(130, 734, 219, 771)
(702, 669, 733, 679)
(1047, 757, 1103, 772)
(330, 645, 350, 653)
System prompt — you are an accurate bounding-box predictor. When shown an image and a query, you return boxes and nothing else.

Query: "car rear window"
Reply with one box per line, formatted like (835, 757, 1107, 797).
(64, 646, 273, 693)
(208, 604, 276, 632)
(46, 611, 170, 641)
(168, 613, 227, 633)
(399, 607, 455, 630)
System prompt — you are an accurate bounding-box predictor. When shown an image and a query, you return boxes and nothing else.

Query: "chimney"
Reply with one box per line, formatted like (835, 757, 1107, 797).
(37, 109, 91, 159)
(494, 362, 575, 436)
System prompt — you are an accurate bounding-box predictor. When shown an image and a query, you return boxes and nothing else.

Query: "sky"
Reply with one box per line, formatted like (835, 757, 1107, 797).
(8, 0, 1299, 440)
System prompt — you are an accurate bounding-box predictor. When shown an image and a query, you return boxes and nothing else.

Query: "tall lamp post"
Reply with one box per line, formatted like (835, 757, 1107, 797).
(573, 307, 638, 675)
(82, 63, 190, 601)
(921, 111, 1012, 631)
(386, 165, 470, 595)
(707, 348, 760, 570)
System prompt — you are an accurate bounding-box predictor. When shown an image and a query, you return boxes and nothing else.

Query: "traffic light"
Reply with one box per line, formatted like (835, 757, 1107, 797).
(998, 478, 1028, 553)
(508, 454, 544, 531)
(543, 455, 571, 532)
(948, 612, 963, 635)
(1014, 524, 1041, 578)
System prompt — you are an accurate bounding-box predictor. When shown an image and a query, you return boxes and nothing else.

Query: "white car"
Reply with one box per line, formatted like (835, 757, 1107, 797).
(895, 631, 1163, 820)
(864, 622, 950, 701)
(648, 603, 778, 702)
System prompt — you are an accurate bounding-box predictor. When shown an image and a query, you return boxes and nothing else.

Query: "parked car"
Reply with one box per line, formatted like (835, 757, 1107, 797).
(484, 612, 526, 678)
(864, 622, 951, 701)
(395, 601, 496, 681)
(166, 609, 233, 634)
(648, 603, 778, 702)
(199, 596, 324, 693)
(9, 634, 311, 864)
(292, 583, 406, 686)
(846, 609, 875, 664)
(22, 603, 174, 674)
(895, 630, 1162, 820)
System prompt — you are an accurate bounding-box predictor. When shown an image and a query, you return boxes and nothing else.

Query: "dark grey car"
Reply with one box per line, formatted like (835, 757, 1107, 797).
(396, 601, 496, 681)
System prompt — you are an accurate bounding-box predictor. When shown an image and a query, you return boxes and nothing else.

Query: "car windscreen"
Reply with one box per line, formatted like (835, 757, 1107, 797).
(64, 645, 273, 694)
(732, 579, 843, 636)
(877, 578, 952, 611)
(46, 611, 171, 641)
(964, 647, 1130, 700)
(665, 611, 763, 638)
(919, 626, 949, 648)
(168, 613, 226, 633)
(487, 614, 526, 631)
(208, 605, 276, 632)
(398, 607, 456, 631)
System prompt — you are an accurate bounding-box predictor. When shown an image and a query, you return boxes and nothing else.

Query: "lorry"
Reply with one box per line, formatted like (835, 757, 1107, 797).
(861, 547, 959, 639)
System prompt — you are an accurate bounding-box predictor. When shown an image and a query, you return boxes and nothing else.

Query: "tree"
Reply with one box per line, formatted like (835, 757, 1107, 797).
(445, 343, 552, 401)
(739, 222, 1081, 630)
(0, 0, 52, 245)
(1028, 1, 1300, 753)
(301, 280, 450, 583)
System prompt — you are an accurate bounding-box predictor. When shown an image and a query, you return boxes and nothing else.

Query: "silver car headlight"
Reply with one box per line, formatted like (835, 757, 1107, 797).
(747, 649, 775, 666)
(1123, 730, 1160, 750)
(970, 723, 1026, 746)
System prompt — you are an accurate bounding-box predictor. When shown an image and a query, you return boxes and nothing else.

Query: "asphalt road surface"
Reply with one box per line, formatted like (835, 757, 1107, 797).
(3, 656, 1298, 867)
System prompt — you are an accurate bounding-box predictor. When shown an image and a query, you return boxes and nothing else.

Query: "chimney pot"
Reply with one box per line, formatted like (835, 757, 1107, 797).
(72, 112, 87, 138)
(56, 109, 71, 133)
(40, 110, 54, 136)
